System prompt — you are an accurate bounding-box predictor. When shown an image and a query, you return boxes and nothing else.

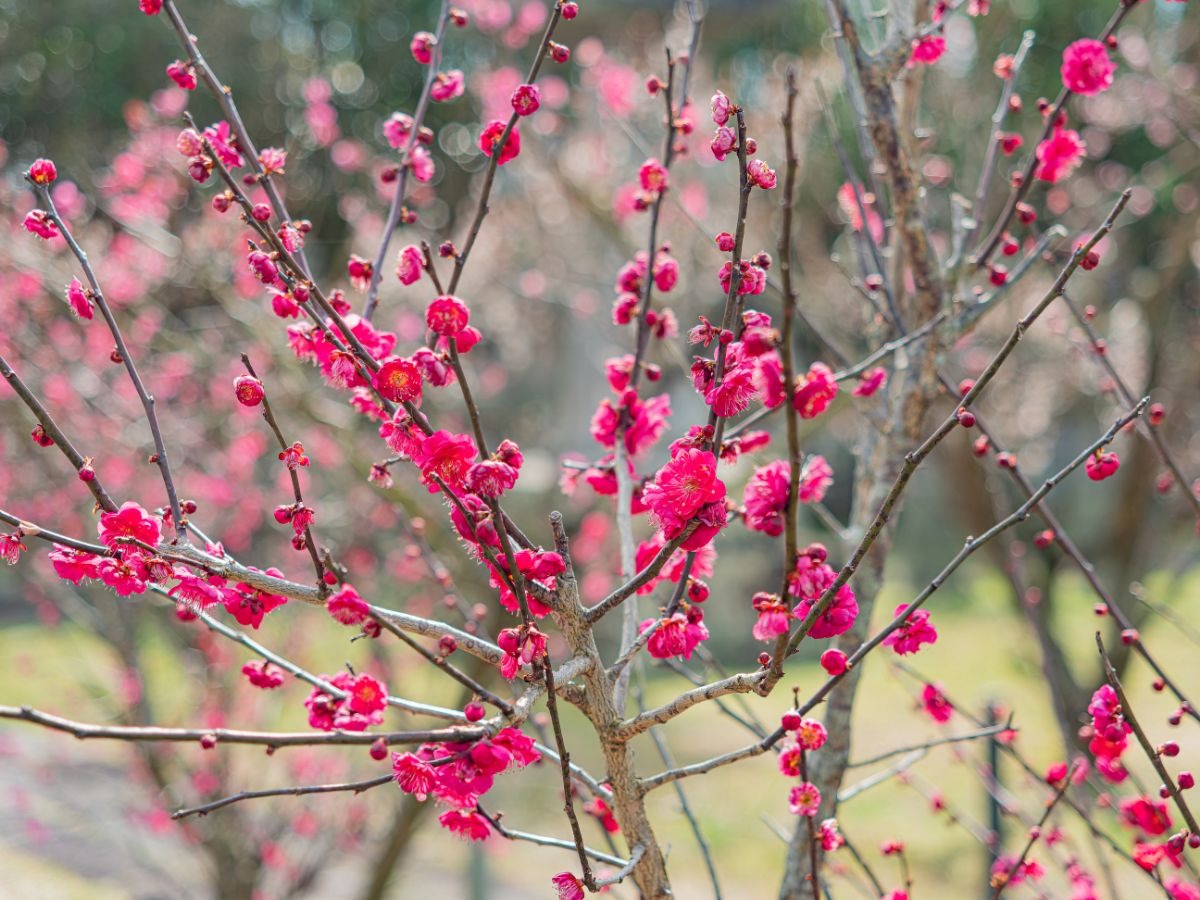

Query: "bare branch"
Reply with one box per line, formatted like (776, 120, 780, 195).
(173, 774, 393, 820)
(847, 722, 1014, 769)
(0, 351, 118, 513)
(0, 705, 485, 747)
(615, 670, 766, 741)
(780, 190, 1132, 664)
(476, 805, 629, 868)
(362, 0, 453, 321)
(971, 5, 1140, 268)
(1096, 634, 1200, 835)
(990, 762, 1078, 897)
(27, 178, 186, 541)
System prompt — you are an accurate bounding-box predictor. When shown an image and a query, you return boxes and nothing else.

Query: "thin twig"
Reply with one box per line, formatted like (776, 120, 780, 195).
(161, 0, 313, 275)
(990, 761, 1078, 897)
(173, 774, 393, 819)
(444, 4, 565, 295)
(541, 653, 596, 889)
(1058, 289, 1200, 518)
(0, 351, 118, 513)
(28, 178, 186, 542)
(372, 615, 514, 715)
(241, 355, 327, 591)
(475, 805, 628, 868)
(847, 722, 1014, 769)
(781, 191, 1132, 664)
(0, 705, 484, 747)
(1096, 633, 1200, 835)
(962, 30, 1035, 254)
(971, 3, 1141, 268)
(362, 0, 453, 321)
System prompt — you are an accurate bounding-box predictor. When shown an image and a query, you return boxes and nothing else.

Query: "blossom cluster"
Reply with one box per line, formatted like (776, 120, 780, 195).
(392, 726, 540, 841)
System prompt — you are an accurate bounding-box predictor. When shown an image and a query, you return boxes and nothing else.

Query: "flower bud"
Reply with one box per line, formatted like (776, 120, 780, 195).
(234, 375, 265, 407)
(820, 648, 848, 676)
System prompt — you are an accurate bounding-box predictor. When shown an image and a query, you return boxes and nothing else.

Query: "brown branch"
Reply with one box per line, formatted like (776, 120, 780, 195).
(768, 67, 804, 689)
(1096, 633, 1200, 836)
(0, 705, 485, 747)
(444, 3, 565, 295)
(173, 774, 393, 820)
(362, 0, 453, 321)
(792, 398, 1147, 713)
(0, 508, 112, 556)
(1059, 289, 1200, 518)
(475, 805, 629, 868)
(541, 653, 596, 889)
(644, 397, 1145, 791)
(706, 106, 752, 452)
(28, 178, 186, 542)
(971, 2, 1140, 268)
(895, 662, 1177, 895)
(241, 355, 327, 592)
(161, 0, 313, 275)
(183, 111, 391, 390)
(584, 525, 693, 623)
(0, 351, 118, 513)
(627, 50, 678, 391)
(636, 678, 724, 899)
(372, 615, 513, 715)
(990, 761, 1078, 897)
(780, 190, 1132, 663)
(961, 30, 1035, 256)
(965, 402, 1200, 725)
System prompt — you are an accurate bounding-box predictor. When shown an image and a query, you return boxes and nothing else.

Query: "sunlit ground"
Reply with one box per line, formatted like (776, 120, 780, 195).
(2, 566, 1197, 898)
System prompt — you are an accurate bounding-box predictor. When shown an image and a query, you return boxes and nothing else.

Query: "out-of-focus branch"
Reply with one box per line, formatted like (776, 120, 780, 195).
(960, 30, 1035, 257)
(990, 762, 1077, 897)
(794, 398, 1147, 712)
(444, 2, 566, 295)
(964, 401, 1200, 724)
(846, 722, 1014, 768)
